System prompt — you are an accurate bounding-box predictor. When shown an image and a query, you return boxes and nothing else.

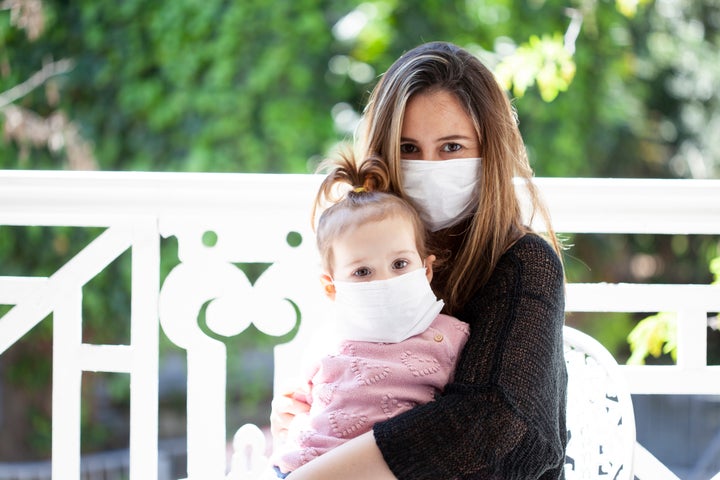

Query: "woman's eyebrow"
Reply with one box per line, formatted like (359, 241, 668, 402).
(436, 134, 474, 142)
(400, 134, 474, 142)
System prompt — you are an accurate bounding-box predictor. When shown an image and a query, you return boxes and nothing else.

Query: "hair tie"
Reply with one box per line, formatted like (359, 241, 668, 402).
(353, 186, 367, 193)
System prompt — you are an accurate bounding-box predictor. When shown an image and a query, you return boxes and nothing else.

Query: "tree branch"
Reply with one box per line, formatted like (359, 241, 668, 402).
(0, 58, 75, 110)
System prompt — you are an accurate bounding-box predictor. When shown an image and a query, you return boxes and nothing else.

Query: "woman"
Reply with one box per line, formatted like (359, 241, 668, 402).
(276, 41, 567, 479)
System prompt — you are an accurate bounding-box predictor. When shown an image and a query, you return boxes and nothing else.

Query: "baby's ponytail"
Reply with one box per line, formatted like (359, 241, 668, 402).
(312, 150, 391, 229)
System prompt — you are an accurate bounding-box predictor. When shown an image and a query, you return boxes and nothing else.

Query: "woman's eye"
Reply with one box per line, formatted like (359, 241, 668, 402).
(400, 143, 418, 154)
(392, 259, 409, 270)
(442, 143, 463, 153)
(353, 267, 372, 277)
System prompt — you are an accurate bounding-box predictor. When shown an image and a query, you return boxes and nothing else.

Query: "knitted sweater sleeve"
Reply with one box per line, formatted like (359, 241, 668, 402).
(373, 234, 568, 480)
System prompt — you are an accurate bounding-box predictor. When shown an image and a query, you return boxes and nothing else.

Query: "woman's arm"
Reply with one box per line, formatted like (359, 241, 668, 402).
(287, 431, 396, 480)
(373, 234, 567, 479)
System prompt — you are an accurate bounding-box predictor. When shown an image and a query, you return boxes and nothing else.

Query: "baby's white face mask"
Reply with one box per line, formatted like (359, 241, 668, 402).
(331, 267, 443, 343)
(401, 157, 481, 231)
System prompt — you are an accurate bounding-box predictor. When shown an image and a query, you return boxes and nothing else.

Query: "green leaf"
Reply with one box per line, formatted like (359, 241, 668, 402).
(627, 312, 677, 365)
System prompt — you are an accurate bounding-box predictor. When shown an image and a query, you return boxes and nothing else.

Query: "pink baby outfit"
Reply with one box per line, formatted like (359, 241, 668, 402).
(272, 313, 469, 474)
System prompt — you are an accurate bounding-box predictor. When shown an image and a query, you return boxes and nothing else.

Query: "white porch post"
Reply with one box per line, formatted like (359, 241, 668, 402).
(51, 288, 83, 480)
(129, 219, 161, 479)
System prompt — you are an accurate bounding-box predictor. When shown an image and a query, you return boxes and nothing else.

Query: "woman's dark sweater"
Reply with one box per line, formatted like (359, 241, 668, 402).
(374, 233, 568, 479)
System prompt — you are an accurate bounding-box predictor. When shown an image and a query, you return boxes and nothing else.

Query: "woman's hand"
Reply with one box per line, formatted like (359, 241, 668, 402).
(270, 385, 311, 443)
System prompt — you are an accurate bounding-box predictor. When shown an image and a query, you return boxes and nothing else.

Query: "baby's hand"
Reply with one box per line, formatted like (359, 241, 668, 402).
(270, 385, 311, 442)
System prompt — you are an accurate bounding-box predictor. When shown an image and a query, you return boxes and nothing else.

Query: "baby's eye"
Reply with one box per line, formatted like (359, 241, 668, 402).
(392, 259, 409, 270)
(352, 267, 372, 278)
(442, 142, 463, 153)
(400, 143, 419, 154)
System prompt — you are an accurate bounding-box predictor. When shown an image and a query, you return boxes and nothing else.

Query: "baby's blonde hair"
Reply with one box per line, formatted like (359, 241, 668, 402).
(313, 152, 428, 274)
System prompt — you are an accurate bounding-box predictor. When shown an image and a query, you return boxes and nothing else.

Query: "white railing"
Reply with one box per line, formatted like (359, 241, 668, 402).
(1, 170, 719, 479)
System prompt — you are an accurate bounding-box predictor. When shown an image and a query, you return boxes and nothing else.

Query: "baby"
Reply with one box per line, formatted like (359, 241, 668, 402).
(269, 154, 469, 477)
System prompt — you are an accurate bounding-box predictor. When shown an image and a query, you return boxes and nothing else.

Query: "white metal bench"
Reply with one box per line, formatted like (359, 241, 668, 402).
(1, 171, 719, 479)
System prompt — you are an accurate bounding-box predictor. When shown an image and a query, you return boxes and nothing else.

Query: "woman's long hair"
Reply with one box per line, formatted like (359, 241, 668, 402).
(357, 41, 561, 314)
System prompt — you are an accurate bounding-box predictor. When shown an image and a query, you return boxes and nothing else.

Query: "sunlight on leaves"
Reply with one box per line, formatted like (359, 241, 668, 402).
(627, 312, 677, 365)
(333, 1, 395, 63)
(616, 0, 640, 18)
(711, 255, 720, 284)
(494, 33, 576, 102)
(616, 0, 651, 18)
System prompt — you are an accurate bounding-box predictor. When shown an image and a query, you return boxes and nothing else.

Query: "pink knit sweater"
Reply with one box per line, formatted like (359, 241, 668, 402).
(273, 314, 469, 473)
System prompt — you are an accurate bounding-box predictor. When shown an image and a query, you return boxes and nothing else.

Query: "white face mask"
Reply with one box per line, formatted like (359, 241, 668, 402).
(331, 267, 444, 343)
(401, 157, 481, 231)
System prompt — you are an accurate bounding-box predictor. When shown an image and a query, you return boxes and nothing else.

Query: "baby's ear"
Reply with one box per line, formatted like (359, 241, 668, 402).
(320, 274, 336, 301)
(424, 254, 436, 283)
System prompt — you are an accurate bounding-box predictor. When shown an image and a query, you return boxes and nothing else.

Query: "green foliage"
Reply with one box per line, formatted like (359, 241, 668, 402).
(28, 405, 52, 455)
(495, 33, 576, 102)
(627, 312, 677, 365)
(567, 311, 636, 363)
(4, 0, 719, 177)
(626, 250, 720, 365)
(711, 255, 720, 285)
(3, 316, 53, 390)
(2, 0, 360, 172)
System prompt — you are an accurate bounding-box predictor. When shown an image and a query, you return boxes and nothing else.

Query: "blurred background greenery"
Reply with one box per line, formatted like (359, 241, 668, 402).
(1, 0, 719, 469)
